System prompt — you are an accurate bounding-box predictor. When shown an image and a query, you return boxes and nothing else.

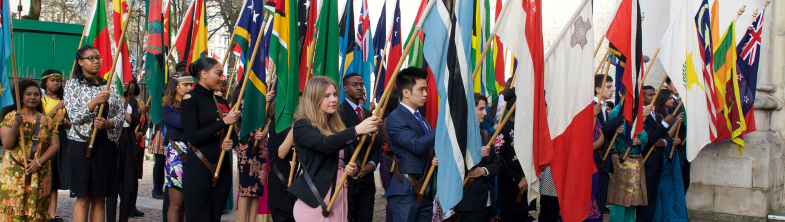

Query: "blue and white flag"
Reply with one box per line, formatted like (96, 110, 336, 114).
(422, 0, 481, 213)
(0, 0, 14, 108)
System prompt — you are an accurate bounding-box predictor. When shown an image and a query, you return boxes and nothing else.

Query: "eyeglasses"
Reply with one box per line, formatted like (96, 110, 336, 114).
(80, 56, 103, 62)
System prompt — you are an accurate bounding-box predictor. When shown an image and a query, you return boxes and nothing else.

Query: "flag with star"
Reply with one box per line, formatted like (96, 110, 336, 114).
(235, 0, 270, 143)
(145, 0, 165, 124)
(695, 0, 721, 142)
(0, 0, 14, 108)
(353, 0, 374, 108)
(736, 5, 765, 136)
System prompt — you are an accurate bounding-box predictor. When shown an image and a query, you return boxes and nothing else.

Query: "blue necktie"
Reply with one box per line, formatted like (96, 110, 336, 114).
(413, 112, 429, 133)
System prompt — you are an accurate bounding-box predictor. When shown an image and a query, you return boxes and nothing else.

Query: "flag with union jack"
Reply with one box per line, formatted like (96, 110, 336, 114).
(736, 5, 765, 135)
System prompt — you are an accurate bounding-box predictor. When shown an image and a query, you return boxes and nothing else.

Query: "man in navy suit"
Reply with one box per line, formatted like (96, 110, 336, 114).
(383, 68, 437, 222)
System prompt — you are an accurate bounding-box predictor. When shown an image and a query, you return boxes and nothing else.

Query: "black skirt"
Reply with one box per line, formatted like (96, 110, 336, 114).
(68, 130, 119, 198)
(50, 127, 70, 190)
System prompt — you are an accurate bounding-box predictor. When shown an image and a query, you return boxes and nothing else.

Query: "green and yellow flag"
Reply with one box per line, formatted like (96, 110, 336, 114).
(272, 0, 300, 133)
(713, 20, 746, 153)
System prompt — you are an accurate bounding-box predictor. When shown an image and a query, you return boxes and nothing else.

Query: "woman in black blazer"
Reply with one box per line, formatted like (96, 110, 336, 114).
(287, 76, 379, 221)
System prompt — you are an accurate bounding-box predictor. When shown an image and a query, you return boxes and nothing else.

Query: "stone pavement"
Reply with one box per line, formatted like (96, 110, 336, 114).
(53, 155, 389, 221)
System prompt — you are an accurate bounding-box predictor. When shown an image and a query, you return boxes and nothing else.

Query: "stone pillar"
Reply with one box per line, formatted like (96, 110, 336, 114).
(685, 1, 785, 220)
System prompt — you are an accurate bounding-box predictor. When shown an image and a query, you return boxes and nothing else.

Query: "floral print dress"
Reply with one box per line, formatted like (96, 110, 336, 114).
(237, 131, 268, 197)
(0, 111, 55, 221)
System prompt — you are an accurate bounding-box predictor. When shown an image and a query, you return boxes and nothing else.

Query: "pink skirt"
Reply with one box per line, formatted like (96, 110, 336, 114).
(292, 168, 348, 222)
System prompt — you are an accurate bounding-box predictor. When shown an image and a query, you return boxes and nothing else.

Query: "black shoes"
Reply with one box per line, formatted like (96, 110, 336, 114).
(47, 216, 64, 222)
(130, 208, 145, 217)
(152, 190, 165, 199)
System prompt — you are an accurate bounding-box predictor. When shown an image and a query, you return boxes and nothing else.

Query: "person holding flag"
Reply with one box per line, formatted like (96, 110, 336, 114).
(64, 45, 126, 222)
(41, 70, 72, 222)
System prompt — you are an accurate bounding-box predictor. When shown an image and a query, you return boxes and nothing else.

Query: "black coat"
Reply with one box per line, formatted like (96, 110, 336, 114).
(597, 102, 624, 173)
(337, 101, 382, 179)
(643, 113, 672, 168)
(456, 131, 501, 212)
(287, 119, 359, 208)
(266, 120, 298, 213)
(496, 121, 529, 212)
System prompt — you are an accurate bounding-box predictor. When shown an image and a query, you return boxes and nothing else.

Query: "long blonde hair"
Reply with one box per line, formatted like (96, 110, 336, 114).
(294, 76, 346, 136)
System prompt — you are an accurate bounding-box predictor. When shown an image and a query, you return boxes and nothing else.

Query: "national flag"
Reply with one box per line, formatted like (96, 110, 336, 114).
(695, 0, 721, 142)
(471, 0, 484, 94)
(736, 5, 765, 135)
(378, 0, 404, 102)
(184, 0, 208, 68)
(338, 0, 356, 102)
(501, 0, 596, 221)
(311, 0, 340, 83)
(163, 0, 171, 49)
(659, 0, 715, 161)
(403, 0, 428, 68)
(297, 0, 317, 91)
(113, 0, 132, 95)
(272, 0, 300, 133)
(714, 20, 745, 153)
(481, 0, 497, 104)
(605, 0, 643, 147)
(422, 0, 481, 212)
(235, 0, 270, 143)
(354, 0, 374, 108)
(145, 0, 166, 124)
(371, 1, 387, 102)
(402, 0, 437, 125)
(83, 0, 113, 79)
(173, 0, 195, 63)
(0, 0, 15, 108)
(492, 0, 505, 105)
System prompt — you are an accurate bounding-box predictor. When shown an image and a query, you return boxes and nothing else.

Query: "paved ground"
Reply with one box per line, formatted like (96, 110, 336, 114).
(53, 154, 389, 221)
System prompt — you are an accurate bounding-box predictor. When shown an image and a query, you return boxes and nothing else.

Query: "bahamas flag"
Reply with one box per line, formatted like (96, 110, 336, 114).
(0, 0, 14, 108)
(236, 0, 269, 143)
(338, 0, 356, 102)
(83, 0, 113, 79)
(272, 0, 300, 133)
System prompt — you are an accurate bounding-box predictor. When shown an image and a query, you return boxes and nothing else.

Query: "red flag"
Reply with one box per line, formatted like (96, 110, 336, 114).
(173, 1, 195, 59)
(298, 0, 317, 91)
(493, 0, 505, 89)
(606, 0, 644, 142)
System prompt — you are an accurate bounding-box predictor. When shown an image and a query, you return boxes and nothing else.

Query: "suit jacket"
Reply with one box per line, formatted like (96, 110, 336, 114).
(338, 101, 383, 184)
(643, 113, 673, 168)
(287, 119, 359, 208)
(496, 121, 529, 212)
(596, 102, 624, 173)
(382, 105, 436, 198)
(455, 131, 500, 212)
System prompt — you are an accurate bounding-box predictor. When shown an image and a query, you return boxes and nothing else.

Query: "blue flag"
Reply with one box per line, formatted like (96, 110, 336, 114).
(0, 1, 14, 108)
(422, 0, 481, 213)
(736, 6, 764, 116)
(371, 1, 386, 103)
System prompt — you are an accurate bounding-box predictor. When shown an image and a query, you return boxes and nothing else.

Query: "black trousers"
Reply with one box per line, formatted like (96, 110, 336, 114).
(637, 164, 662, 222)
(106, 166, 139, 222)
(459, 207, 492, 222)
(348, 176, 376, 222)
(270, 209, 296, 222)
(153, 154, 166, 196)
(538, 195, 560, 222)
(499, 211, 528, 222)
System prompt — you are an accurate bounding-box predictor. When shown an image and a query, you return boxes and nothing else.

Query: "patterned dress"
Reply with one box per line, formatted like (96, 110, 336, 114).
(165, 140, 188, 189)
(0, 111, 55, 221)
(237, 132, 268, 197)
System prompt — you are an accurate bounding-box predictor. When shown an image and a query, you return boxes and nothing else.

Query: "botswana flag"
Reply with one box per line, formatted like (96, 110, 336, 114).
(422, 0, 481, 213)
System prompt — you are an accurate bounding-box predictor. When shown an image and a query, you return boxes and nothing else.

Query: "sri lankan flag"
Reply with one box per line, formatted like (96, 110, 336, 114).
(272, 0, 300, 133)
(713, 20, 746, 153)
(113, 0, 132, 95)
(235, 0, 269, 143)
(83, 0, 112, 79)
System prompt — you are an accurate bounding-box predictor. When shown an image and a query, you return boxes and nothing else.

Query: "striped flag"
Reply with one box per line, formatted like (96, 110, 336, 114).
(272, 0, 300, 133)
(714, 20, 745, 153)
(173, 0, 207, 70)
(338, 0, 356, 102)
(235, 0, 270, 143)
(113, 0, 132, 95)
(492, 0, 505, 105)
(695, 0, 721, 142)
(83, 0, 113, 79)
(423, 0, 482, 212)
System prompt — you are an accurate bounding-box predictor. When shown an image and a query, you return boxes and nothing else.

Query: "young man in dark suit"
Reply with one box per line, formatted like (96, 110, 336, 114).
(593, 74, 623, 214)
(338, 73, 383, 222)
(383, 68, 437, 222)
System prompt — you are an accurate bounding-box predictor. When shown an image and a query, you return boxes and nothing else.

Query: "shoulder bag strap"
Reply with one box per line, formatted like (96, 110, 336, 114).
(298, 160, 333, 217)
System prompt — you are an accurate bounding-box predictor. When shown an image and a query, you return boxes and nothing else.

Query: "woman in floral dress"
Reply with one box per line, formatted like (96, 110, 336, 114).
(235, 89, 273, 222)
(0, 80, 59, 221)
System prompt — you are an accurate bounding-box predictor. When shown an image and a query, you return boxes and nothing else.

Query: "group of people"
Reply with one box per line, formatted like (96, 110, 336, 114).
(0, 44, 691, 222)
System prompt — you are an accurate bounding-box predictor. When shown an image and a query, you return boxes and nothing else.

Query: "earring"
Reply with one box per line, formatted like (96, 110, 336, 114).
(204, 77, 207, 79)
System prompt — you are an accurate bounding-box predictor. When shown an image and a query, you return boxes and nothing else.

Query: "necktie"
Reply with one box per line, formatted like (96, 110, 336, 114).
(413, 112, 429, 133)
(355, 107, 363, 120)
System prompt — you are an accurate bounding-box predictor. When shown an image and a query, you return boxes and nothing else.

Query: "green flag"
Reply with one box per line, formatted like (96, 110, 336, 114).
(145, 0, 165, 124)
(483, 0, 497, 103)
(312, 0, 340, 83)
(272, 0, 300, 133)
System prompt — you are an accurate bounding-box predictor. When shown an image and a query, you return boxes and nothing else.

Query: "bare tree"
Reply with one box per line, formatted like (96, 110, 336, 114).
(28, 0, 41, 20)
(39, 0, 91, 24)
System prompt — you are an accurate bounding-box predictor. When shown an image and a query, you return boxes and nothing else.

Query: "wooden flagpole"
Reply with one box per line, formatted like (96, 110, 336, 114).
(9, 30, 27, 167)
(666, 101, 684, 160)
(211, 16, 268, 187)
(327, 0, 437, 213)
(69, 0, 97, 79)
(86, 3, 137, 157)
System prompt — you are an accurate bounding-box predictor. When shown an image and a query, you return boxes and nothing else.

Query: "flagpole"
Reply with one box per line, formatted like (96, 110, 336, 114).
(69, 0, 98, 79)
(358, 33, 396, 179)
(603, 46, 660, 163)
(667, 101, 684, 160)
(593, 48, 611, 77)
(593, 35, 605, 57)
(327, 0, 437, 212)
(86, 3, 136, 158)
(621, 74, 667, 161)
(8, 30, 28, 168)
(252, 77, 277, 150)
(733, 5, 746, 22)
(218, 0, 253, 72)
(470, 0, 511, 81)
(287, 151, 297, 187)
(212, 16, 268, 187)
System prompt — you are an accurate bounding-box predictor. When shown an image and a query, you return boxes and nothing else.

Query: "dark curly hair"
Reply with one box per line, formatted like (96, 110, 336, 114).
(1, 80, 44, 119)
